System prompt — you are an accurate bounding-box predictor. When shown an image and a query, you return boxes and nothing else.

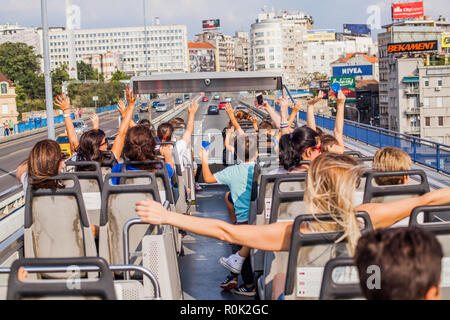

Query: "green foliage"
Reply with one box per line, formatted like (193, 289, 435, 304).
(67, 81, 125, 108)
(111, 70, 130, 81)
(77, 61, 96, 80)
(51, 64, 69, 96)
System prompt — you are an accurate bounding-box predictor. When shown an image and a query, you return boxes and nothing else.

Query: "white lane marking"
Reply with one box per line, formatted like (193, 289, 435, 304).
(0, 169, 17, 179)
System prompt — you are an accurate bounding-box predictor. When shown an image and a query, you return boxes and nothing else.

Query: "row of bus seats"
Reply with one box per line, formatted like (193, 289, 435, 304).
(16, 155, 186, 300)
(250, 151, 450, 300)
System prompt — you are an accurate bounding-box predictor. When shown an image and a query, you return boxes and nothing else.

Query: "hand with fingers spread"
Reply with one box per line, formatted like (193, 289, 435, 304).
(292, 101, 303, 113)
(116, 100, 126, 117)
(336, 90, 346, 105)
(278, 96, 290, 118)
(53, 93, 71, 114)
(125, 87, 137, 107)
(225, 103, 235, 119)
(136, 199, 170, 225)
(188, 100, 199, 116)
(308, 90, 324, 106)
(90, 113, 99, 130)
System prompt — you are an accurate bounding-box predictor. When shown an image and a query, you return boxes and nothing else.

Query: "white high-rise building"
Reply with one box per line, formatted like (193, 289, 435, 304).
(250, 10, 313, 89)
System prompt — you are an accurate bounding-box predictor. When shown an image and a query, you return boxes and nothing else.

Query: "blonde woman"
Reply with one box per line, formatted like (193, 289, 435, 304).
(372, 147, 412, 185)
(135, 153, 450, 298)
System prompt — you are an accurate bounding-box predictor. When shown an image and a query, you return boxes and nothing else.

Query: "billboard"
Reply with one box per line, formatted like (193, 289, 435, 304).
(343, 24, 371, 36)
(189, 48, 217, 73)
(309, 80, 330, 89)
(392, 1, 424, 20)
(306, 29, 335, 41)
(387, 40, 438, 53)
(330, 76, 356, 101)
(332, 65, 373, 77)
(442, 35, 450, 48)
(202, 19, 220, 30)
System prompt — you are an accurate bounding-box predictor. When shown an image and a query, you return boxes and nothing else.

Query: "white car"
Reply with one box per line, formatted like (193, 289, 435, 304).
(72, 120, 88, 134)
(213, 94, 220, 100)
(155, 103, 167, 112)
(225, 97, 232, 102)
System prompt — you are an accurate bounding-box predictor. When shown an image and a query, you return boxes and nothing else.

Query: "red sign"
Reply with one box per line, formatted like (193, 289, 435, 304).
(387, 40, 437, 53)
(392, 1, 424, 19)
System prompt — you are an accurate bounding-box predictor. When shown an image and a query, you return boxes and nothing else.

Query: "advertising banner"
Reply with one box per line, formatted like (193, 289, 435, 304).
(332, 65, 373, 77)
(442, 35, 450, 48)
(189, 49, 217, 72)
(306, 29, 335, 41)
(330, 76, 356, 101)
(387, 40, 438, 53)
(392, 1, 424, 20)
(202, 19, 220, 30)
(343, 24, 371, 36)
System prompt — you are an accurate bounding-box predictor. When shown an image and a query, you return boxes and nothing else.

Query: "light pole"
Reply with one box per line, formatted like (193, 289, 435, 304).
(40, 0, 55, 140)
(143, 0, 149, 76)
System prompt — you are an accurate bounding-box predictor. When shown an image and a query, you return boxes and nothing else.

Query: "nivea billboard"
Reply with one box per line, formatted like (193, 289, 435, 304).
(332, 65, 373, 77)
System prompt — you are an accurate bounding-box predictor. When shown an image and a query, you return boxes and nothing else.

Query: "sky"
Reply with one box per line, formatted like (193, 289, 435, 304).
(1, 0, 450, 40)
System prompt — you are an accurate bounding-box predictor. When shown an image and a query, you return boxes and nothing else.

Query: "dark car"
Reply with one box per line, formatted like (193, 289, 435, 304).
(184, 94, 190, 100)
(207, 105, 219, 115)
(175, 98, 183, 104)
(151, 101, 160, 108)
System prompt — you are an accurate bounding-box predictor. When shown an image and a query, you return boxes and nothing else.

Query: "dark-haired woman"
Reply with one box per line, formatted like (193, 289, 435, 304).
(53, 88, 136, 164)
(110, 125, 174, 185)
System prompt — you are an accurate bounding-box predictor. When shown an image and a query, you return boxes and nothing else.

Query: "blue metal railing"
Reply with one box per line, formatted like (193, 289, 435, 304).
(297, 111, 450, 175)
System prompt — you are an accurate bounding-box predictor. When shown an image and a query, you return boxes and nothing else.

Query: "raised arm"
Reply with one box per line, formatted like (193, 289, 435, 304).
(250, 115, 259, 131)
(181, 100, 199, 145)
(90, 113, 99, 130)
(334, 90, 345, 148)
(224, 127, 235, 153)
(306, 91, 323, 132)
(136, 199, 293, 252)
(278, 97, 293, 136)
(110, 88, 136, 161)
(199, 147, 217, 183)
(261, 101, 281, 128)
(117, 100, 137, 128)
(356, 187, 450, 229)
(225, 104, 245, 136)
(53, 94, 79, 153)
(159, 145, 174, 170)
(287, 100, 302, 128)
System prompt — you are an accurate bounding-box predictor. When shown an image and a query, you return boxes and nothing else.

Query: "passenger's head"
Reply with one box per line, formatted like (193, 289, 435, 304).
(157, 122, 174, 143)
(315, 127, 324, 136)
(76, 129, 108, 163)
(320, 134, 344, 154)
(279, 126, 321, 171)
(235, 110, 249, 121)
(173, 117, 185, 127)
(123, 125, 158, 170)
(305, 153, 363, 255)
(355, 227, 443, 300)
(259, 120, 274, 134)
(233, 135, 258, 163)
(373, 147, 412, 185)
(28, 139, 65, 190)
(138, 119, 151, 126)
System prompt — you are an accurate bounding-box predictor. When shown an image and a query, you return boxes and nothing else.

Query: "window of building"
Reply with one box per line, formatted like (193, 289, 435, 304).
(1, 83, 7, 94)
(424, 79, 429, 87)
(438, 78, 443, 86)
(425, 117, 430, 126)
(439, 116, 444, 126)
(424, 97, 430, 107)
(2, 104, 8, 114)
(437, 97, 443, 107)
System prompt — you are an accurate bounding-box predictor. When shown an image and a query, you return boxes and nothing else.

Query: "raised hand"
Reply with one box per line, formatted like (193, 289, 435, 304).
(125, 87, 137, 106)
(251, 115, 258, 124)
(225, 103, 235, 119)
(336, 90, 346, 105)
(292, 101, 303, 113)
(188, 100, 199, 115)
(199, 146, 209, 162)
(136, 199, 170, 225)
(116, 100, 126, 117)
(308, 90, 324, 106)
(90, 113, 99, 130)
(53, 93, 71, 114)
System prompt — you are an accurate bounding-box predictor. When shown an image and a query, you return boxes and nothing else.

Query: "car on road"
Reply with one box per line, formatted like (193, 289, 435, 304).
(236, 105, 247, 110)
(139, 103, 149, 112)
(202, 96, 209, 102)
(225, 97, 232, 102)
(151, 101, 160, 108)
(155, 103, 167, 112)
(207, 105, 219, 115)
(218, 101, 227, 110)
(56, 133, 72, 159)
(72, 120, 88, 134)
(184, 94, 190, 100)
(213, 94, 220, 100)
(175, 98, 183, 104)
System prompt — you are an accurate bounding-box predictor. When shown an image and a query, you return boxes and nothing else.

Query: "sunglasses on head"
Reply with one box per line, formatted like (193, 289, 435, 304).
(311, 145, 322, 153)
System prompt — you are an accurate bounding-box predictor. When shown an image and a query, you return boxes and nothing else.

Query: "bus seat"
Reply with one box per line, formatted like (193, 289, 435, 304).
(363, 170, 430, 226)
(319, 257, 363, 300)
(7, 257, 116, 300)
(99, 172, 161, 266)
(23, 174, 97, 278)
(282, 212, 373, 300)
(65, 161, 103, 225)
(100, 151, 118, 180)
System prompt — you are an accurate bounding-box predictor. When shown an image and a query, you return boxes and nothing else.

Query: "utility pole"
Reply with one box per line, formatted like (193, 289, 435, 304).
(41, 0, 55, 140)
(143, 0, 149, 76)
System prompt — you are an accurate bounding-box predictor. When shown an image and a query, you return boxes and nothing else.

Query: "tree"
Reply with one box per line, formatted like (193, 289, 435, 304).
(51, 64, 69, 96)
(0, 42, 44, 99)
(111, 70, 130, 82)
(77, 61, 96, 81)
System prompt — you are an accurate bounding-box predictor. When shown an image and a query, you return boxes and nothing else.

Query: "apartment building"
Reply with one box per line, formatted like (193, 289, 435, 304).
(0, 71, 18, 124)
(234, 32, 250, 71)
(195, 31, 236, 72)
(250, 10, 313, 89)
(331, 53, 379, 81)
(81, 52, 122, 80)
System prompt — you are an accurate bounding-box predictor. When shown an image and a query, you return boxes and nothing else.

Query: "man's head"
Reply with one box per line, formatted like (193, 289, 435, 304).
(320, 134, 344, 154)
(373, 147, 412, 185)
(355, 227, 443, 300)
(234, 134, 258, 163)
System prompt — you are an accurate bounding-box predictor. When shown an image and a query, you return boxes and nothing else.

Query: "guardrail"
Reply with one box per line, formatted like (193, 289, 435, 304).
(0, 186, 24, 219)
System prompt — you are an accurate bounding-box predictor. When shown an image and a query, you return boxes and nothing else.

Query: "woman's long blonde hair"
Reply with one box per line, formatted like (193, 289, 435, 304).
(304, 153, 364, 255)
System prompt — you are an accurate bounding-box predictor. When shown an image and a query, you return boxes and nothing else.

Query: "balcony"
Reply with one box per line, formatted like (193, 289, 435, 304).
(405, 108, 420, 115)
(404, 126, 421, 135)
(405, 88, 419, 95)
